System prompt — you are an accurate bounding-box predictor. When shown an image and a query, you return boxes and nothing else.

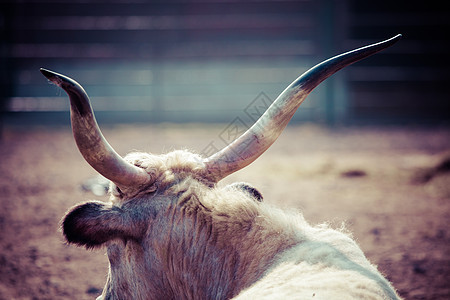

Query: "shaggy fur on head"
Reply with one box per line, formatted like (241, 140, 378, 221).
(110, 150, 209, 200)
(62, 149, 401, 300)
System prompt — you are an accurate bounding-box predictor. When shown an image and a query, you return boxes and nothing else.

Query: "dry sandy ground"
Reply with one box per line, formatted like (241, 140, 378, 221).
(0, 124, 449, 299)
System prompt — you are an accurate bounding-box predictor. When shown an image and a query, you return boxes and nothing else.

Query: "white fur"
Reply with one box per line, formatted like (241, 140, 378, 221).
(67, 150, 400, 299)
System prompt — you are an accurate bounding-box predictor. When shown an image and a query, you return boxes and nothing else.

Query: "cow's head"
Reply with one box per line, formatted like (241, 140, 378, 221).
(41, 35, 401, 300)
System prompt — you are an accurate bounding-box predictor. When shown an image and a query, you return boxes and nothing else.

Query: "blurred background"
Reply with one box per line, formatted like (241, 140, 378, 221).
(1, 1, 450, 299)
(1, 0, 449, 128)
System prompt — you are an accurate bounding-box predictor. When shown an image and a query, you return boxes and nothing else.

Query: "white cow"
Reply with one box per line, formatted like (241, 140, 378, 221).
(41, 34, 402, 300)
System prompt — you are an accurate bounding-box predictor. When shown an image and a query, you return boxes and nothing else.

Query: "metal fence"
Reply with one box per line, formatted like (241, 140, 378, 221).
(1, 0, 449, 126)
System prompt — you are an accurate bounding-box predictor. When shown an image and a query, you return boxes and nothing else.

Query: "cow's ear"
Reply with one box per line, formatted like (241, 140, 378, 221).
(62, 201, 137, 249)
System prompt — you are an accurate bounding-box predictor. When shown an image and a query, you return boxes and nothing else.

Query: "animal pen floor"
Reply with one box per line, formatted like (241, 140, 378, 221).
(0, 124, 449, 300)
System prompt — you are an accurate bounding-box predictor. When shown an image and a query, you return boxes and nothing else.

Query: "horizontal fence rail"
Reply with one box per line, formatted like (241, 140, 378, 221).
(1, 0, 449, 125)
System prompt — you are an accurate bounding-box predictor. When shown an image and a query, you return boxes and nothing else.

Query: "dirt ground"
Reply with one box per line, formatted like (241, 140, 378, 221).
(0, 123, 449, 300)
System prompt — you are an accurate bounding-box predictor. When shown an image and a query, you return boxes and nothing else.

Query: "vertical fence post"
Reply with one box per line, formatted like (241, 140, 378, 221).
(320, 0, 349, 126)
(320, 0, 336, 126)
(0, 2, 14, 138)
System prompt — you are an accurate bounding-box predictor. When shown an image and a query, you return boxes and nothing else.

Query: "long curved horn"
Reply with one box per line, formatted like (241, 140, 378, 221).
(40, 69, 152, 189)
(204, 34, 402, 181)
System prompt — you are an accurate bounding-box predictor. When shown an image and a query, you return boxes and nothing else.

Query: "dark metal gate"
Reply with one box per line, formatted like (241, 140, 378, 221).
(1, 0, 449, 126)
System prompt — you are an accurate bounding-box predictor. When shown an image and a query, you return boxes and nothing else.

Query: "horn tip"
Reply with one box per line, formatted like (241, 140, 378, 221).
(393, 33, 402, 40)
(40, 68, 68, 88)
(388, 34, 402, 44)
(40, 68, 56, 79)
(374, 34, 402, 52)
(40, 68, 64, 85)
